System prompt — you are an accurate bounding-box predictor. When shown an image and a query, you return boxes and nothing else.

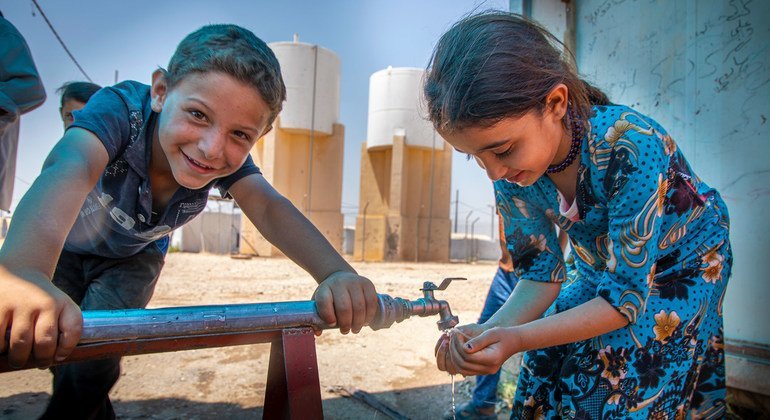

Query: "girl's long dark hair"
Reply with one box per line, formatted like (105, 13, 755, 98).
(424, 11, 609, 132)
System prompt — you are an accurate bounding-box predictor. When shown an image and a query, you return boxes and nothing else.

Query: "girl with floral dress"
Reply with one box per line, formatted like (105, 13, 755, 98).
(429, 11, 731, 419)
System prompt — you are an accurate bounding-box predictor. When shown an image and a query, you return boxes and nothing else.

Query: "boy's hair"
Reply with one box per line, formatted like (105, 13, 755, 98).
(56, 81, 102, 106)
(165, 24, 286, 124)
(424, 11, 609, 133)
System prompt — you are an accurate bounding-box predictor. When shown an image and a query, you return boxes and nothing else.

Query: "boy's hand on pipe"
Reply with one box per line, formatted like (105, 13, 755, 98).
(0, 266, 82, 368)
(313, 271, 378, 335)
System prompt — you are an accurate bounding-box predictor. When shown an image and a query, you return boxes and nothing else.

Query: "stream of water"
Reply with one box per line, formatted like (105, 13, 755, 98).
(450, 373, 456, 419)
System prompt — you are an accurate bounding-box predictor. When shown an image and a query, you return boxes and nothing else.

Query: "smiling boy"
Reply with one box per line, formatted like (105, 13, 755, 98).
(0, 24, 378, 419)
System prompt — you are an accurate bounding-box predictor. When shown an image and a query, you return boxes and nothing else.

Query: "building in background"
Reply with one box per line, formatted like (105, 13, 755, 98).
(240, 36, 345, 256)
(176, 197, 242, 254)
(354, 67, 452, 262)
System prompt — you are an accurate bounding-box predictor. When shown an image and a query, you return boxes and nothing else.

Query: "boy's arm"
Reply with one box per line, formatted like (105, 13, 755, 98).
(229, 174, 378, 334)
(0, 127, 110, 367)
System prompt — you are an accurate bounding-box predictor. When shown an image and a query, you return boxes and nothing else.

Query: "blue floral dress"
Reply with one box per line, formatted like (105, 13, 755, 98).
(496, 105, 731, 419)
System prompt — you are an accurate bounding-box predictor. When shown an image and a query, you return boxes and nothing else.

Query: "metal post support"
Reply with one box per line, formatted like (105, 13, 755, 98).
(471, 224, 475, 262)
(487, 204, 495, 241)
(453, 190, 459, 233)
(361, 202, 369, 262)
(264, 327, 323, 419)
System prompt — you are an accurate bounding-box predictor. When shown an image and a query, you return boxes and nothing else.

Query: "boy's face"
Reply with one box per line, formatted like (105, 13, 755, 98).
(151, 70, 272, 190)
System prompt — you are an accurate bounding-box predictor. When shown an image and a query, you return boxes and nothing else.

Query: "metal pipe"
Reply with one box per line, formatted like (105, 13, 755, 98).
(79, 300, 328, 344)
(1, 280, 463, 372)
(7, 288, 460, 347)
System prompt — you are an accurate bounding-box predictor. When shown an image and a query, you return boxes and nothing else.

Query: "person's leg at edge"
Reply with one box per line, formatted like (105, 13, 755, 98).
(42, 245, 165, 420)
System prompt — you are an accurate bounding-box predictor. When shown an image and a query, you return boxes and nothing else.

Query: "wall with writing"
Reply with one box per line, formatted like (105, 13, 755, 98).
(575, 0, 770, 345)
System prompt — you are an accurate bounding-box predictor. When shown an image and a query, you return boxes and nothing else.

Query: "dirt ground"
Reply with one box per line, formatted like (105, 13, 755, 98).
(0, 253, 515, 419)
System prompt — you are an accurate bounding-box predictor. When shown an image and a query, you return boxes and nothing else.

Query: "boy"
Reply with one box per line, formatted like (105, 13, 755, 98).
(0, 24, 378, 419)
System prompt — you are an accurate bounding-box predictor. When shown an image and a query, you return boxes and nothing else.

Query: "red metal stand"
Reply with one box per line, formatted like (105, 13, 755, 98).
(264, 328, 323, 419)
(0, 327, 323, 419)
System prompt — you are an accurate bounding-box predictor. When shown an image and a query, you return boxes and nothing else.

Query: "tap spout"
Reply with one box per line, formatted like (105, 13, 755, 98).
(369, 294, 459, 331)
(437, 300, 459, 331)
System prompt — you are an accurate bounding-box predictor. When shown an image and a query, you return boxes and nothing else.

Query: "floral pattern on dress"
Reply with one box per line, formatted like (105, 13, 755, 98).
(495, 105, 731, 419)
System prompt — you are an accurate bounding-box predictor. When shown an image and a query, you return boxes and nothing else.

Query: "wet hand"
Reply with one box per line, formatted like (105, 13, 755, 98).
(0, 267, 82, 369)
(312, 271, 378, 335)
(435, 323, 486, 374)
(448, 326, 522, 376)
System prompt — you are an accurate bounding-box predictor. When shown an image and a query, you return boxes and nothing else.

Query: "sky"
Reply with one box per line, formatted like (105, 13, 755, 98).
(3, 0, 508, 238)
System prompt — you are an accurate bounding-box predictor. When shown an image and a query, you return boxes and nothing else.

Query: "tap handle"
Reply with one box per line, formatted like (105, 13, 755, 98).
(421, 277, 466, 292)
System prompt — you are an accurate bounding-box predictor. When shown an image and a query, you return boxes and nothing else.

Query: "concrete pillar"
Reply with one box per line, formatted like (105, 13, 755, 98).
(354, 136, 452, 262)
(240, 117, 344, 256)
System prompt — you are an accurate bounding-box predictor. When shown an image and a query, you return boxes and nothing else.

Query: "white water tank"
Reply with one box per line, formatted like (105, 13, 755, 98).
(269, 39, 340, 135)
(366, 67, 442, 150)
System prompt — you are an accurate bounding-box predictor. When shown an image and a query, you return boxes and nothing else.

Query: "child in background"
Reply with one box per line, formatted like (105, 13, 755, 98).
(429, 12, 731, 419)
(0, 24, 378, 419)
(57, 81, 102, 129)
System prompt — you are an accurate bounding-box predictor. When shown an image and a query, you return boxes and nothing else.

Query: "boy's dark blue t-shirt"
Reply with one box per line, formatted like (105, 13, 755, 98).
(66, 81, 260, 258)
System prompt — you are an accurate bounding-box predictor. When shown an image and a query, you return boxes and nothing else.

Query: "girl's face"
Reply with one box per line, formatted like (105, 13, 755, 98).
(439, 86, 569, 187)
(151, 70, 272, 190)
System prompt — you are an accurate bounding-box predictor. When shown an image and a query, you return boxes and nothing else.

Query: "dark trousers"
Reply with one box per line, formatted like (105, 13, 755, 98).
(41, 245, 165, 420)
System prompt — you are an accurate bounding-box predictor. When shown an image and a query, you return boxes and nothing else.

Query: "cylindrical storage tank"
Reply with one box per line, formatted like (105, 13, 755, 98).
(269, 40, 340, 135)
(366, 67, 441, 150)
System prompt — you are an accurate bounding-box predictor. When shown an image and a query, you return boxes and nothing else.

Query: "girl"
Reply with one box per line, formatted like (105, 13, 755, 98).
(428, 12, 731, 419)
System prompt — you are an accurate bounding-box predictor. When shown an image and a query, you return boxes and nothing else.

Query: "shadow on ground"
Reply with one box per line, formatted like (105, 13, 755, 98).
(0, 382, 483, 420)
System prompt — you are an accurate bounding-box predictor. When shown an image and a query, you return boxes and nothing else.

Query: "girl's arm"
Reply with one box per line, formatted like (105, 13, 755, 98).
(508, 296, 628, 350)
(481, 229, 569, 329)
(0, 128, 110, 368)
(436, 278, 560, 372)
(229, 174, 378, 334)
(483, 278, 561, 327)
(446, 297, 627, 376)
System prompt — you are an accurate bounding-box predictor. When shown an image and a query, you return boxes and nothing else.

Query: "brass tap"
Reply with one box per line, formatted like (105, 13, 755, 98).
(369, 277, 465, 331)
